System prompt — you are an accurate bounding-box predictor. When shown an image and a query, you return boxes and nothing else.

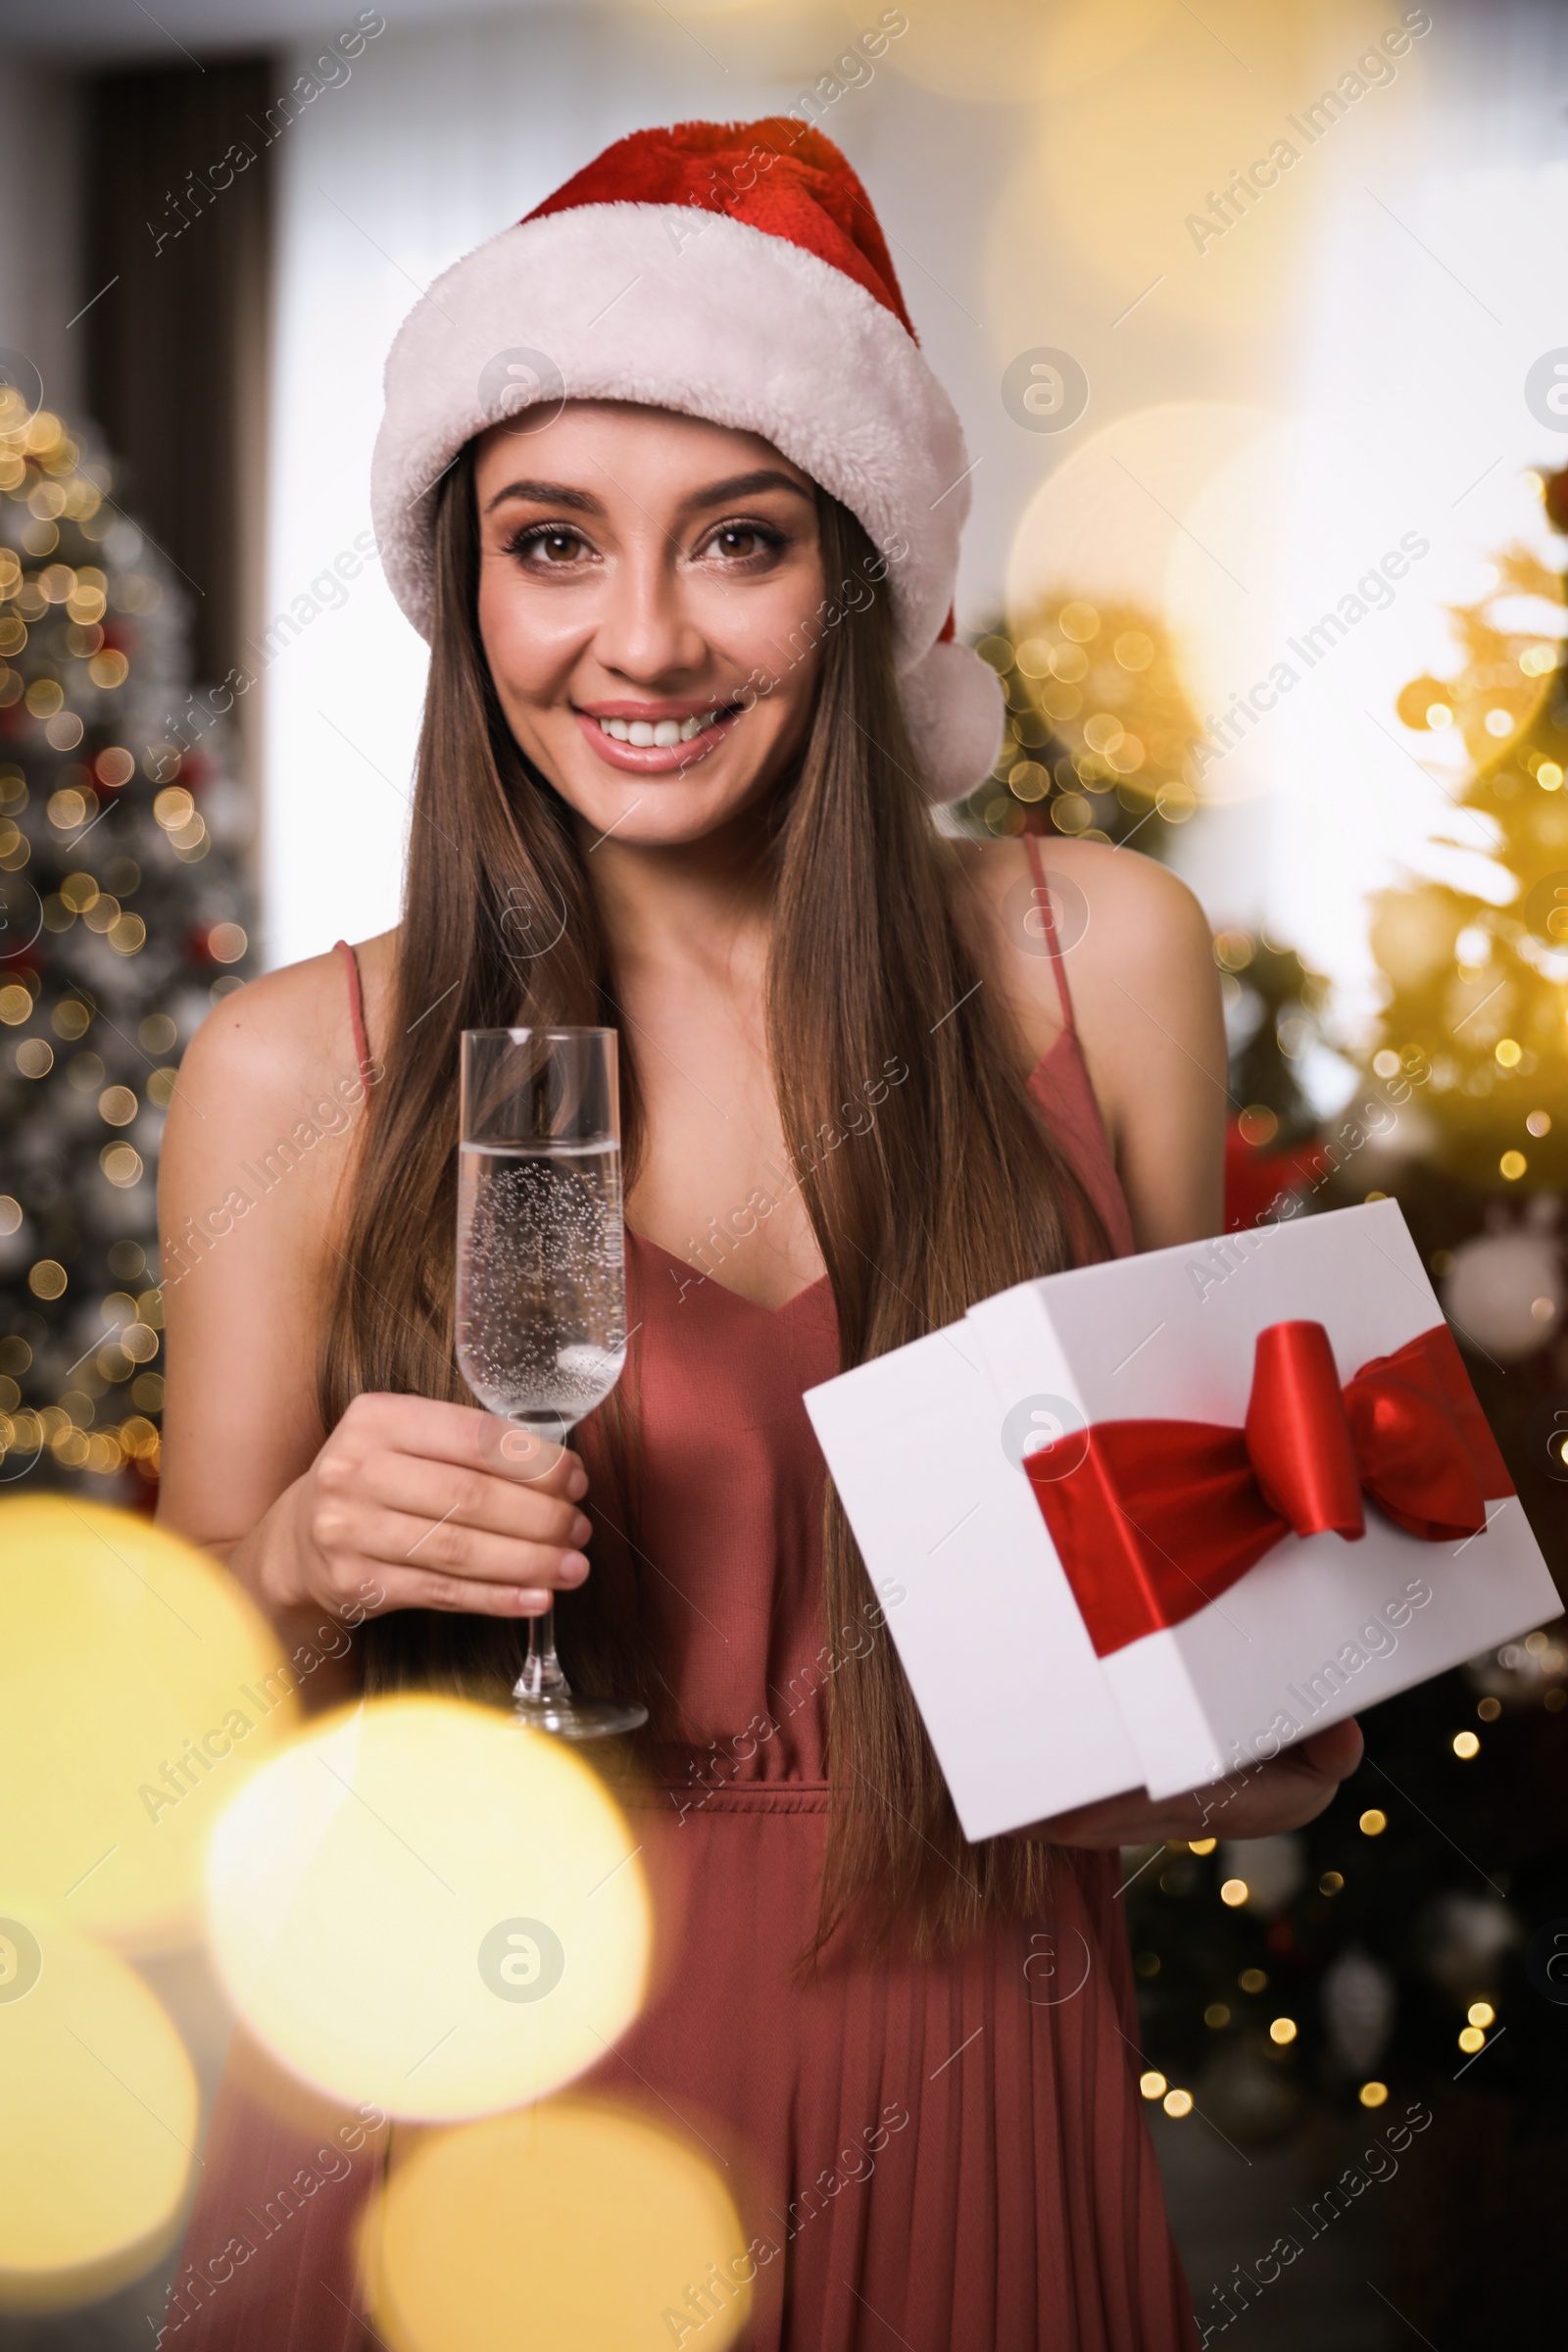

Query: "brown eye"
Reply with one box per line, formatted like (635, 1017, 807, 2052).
(709, 523, 786, 564)
(505, 523, 591, 566)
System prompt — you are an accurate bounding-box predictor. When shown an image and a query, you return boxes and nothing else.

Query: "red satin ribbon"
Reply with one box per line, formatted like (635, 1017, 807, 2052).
(1024, 1322, 1513, 1658)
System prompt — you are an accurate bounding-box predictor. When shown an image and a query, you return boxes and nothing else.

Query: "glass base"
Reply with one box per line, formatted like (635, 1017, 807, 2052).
(511, 1692, 649, 1741)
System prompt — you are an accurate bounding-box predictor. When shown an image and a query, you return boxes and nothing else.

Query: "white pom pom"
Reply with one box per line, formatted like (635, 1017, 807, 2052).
(899, 639, 1006, 805)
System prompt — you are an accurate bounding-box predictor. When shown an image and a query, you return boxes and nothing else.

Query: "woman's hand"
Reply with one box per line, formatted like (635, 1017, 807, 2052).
(233, 1393, 595, 1637)
(1020, 1720, 1365, 1848)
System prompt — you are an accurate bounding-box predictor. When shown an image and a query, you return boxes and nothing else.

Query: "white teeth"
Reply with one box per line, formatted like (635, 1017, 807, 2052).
(594, 709, 724, 747)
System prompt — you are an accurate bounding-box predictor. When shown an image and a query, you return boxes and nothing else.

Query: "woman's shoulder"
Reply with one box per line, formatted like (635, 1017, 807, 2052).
(952, 833, 1226, 1243)
(951, 833, 1215, 1050)
(174, 926, 397, 1102)
(954, 830, 1208, 946)
(161, 928, 401, 1228)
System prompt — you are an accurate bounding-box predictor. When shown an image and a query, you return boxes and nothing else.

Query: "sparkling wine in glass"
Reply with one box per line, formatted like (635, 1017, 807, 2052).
(456, 1027, 646, 1740)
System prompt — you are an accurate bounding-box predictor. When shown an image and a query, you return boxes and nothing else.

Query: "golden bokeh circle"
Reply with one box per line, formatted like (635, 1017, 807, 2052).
(0, 1921, 196, 2311)
(1005, 402, 1278, 635)
(0, 1497, 301, 1952)
(365, 2101, 751, 2352)
(206, 1695, 651, 2121)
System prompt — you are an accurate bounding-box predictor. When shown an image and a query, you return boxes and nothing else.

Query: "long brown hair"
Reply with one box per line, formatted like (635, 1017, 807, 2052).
(319, 442, 1108, 1948)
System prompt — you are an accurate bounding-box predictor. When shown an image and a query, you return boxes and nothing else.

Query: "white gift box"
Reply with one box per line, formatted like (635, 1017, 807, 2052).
(803, 1321, 1143, 1840)
(806, 1201, 1558, 1838)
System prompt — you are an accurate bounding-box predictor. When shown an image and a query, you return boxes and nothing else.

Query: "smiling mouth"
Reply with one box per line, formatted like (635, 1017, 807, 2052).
(591, 707, 732, 747)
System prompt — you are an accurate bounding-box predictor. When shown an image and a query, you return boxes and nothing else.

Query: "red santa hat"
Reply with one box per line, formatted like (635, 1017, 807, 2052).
(370, 119, 1004, 805)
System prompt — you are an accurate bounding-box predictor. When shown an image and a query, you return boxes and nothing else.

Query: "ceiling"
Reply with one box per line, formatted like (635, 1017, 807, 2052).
(5, 0, 548, 65)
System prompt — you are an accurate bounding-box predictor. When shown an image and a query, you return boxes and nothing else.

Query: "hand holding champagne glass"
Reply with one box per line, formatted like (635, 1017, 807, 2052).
(456, 1026, 646, 1740)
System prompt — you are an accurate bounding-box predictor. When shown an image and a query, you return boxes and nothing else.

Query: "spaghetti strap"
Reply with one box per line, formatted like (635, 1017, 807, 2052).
(1023, 831, 1077, 1038)
(333, 938, 376, 1085)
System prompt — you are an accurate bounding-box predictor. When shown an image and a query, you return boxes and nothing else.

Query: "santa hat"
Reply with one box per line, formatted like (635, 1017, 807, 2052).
(370, 119, 1004, 805)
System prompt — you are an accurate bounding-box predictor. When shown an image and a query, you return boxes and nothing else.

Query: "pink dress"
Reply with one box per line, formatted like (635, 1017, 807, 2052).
(168, 875, 1198, 2351)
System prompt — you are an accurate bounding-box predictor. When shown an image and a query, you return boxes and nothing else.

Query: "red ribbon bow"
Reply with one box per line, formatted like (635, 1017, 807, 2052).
(1024, 1322, 1513, 1658)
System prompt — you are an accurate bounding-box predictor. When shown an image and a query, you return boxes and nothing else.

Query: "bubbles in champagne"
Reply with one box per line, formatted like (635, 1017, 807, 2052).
(457, 1142, 626, 1432)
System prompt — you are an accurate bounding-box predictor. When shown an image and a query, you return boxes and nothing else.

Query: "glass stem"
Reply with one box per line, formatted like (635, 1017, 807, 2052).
(516, 1599, 571, 1705)
(514, 1411, 574, 1710)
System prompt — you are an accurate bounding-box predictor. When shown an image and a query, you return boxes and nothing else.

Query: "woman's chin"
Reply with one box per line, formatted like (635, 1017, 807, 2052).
(563, 776, 762, 851)
(520, 739, 786, 849)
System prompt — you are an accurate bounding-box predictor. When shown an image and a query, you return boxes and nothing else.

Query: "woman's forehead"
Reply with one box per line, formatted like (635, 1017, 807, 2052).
(471, 402, 813, 497)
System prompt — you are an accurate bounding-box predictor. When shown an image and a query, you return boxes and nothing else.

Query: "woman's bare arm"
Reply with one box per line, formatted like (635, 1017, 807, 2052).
(156, 938, 593, 1708)
(157, 949, 366, 1554)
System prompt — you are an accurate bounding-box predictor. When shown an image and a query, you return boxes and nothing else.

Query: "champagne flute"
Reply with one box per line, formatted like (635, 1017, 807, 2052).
(456, 1027, 647, 1740)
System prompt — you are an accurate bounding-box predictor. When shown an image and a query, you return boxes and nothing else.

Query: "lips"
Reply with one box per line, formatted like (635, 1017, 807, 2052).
(572, 701, 740, 773)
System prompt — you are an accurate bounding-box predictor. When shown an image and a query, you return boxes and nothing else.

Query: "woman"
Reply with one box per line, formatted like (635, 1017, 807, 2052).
(160, 122, 1360, 2350)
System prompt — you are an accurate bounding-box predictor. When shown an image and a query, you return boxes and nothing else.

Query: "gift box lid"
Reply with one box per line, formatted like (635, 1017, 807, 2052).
(966, 1200, 1443, 1432)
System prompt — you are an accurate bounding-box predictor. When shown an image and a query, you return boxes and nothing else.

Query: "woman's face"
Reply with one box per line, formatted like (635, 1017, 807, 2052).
(472, 403, 826, 849)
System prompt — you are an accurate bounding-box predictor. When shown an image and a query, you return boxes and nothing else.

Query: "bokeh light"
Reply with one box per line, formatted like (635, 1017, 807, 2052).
(0, 1920, 196, 2311)
(1006, 403, 1278, 641)
(0, 1497, 300, 1952)
(206, 1695, 651, 2121)
(1166, 419, 1560, 816)
(871, 0, 1174, 104)
(365, 2100, 751, 2352)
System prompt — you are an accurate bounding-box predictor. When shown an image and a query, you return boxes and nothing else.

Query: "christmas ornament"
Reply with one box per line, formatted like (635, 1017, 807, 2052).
(1320, 1945, 1396, 2076)
(1441, 1209, 1562, 1362)
(1219, 1834, 1306, 1917)
(1419, 1889, 1521, 2000)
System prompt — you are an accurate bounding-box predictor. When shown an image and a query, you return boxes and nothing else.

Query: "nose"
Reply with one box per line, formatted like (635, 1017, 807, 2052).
(594, 530, 708, 685)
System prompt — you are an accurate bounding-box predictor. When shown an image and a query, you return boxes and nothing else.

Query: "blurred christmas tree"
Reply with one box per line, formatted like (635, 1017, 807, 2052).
(1128, 466, 1568, 2348)
(1214, 927, 1348, 1233)
(0, 385, 255, 1499)
(1332, 464, 1568, 1570)
(1371, 471, 1568, 1192)
(959, 596, 1203, 848)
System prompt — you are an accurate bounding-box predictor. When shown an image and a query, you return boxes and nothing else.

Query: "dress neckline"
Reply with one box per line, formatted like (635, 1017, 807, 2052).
(625, 1023, 1080, 1319)
(328, 937, 1100, 1315)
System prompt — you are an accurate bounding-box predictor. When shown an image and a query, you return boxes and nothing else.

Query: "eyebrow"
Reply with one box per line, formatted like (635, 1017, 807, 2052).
(482, 467, 813, 516)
